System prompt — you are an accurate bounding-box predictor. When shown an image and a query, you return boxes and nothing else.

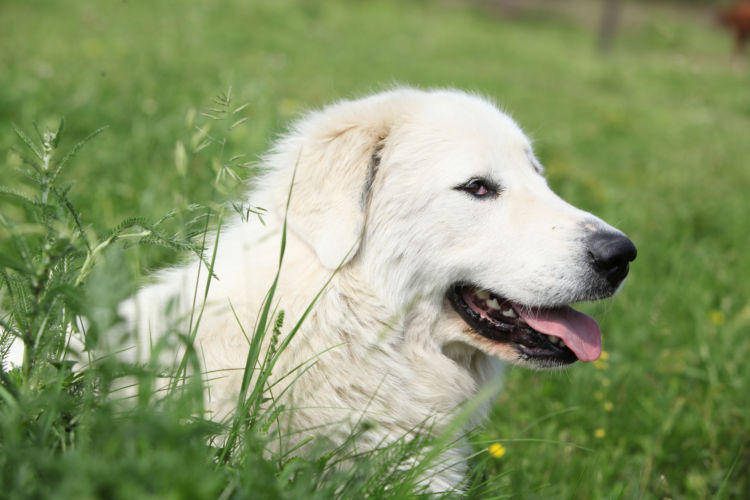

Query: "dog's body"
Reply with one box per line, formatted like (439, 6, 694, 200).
(124, 88, 636, 491)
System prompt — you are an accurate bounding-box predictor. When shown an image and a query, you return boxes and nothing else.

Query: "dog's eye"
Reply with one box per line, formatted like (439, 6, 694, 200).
(457, 179, 498, 198)
(466, 181, 487, 196)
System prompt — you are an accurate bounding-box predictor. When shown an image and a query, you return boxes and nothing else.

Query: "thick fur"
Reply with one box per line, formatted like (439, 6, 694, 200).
(122, 88, 629, 492)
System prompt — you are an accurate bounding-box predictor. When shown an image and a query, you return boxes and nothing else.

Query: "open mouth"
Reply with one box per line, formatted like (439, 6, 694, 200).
(447, 285, 602, 365)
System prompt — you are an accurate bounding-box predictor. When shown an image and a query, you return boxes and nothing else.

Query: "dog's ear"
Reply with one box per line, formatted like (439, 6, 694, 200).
(273, 103, 391, 269)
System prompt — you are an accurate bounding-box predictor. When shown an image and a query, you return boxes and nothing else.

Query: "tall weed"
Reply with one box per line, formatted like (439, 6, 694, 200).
(0, 96, 482, 498)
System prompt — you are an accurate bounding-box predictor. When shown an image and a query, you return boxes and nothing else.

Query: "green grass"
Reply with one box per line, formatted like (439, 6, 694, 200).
(2, 0, 749, 498)
(0, 112, 450, 499)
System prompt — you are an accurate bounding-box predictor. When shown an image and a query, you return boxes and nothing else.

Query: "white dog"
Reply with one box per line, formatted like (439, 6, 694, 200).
(124, 87, 636, 491)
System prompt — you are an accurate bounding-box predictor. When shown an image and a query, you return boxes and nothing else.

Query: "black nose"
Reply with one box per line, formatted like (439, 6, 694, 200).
(587, 231, 637, 287)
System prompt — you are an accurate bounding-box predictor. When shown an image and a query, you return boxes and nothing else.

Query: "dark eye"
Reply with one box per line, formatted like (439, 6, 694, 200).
(457, 179, 498, 198)
(465, 181, 487, 196)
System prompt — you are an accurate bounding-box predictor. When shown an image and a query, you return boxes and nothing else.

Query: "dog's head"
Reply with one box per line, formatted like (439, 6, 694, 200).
(269, 88, 636, 369)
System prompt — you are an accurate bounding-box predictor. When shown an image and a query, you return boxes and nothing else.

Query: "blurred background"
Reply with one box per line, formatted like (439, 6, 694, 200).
(1, 0, 748, 497)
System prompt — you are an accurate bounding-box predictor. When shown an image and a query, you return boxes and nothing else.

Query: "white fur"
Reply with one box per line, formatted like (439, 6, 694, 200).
(118, 88, 627, 492)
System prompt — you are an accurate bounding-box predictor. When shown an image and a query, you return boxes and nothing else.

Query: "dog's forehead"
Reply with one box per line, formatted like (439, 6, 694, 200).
(407, 95, 537, 175)
(416, 93, 528, 141)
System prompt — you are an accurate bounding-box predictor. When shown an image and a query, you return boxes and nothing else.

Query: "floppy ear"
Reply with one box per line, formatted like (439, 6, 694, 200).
(277, 109, 389, 269)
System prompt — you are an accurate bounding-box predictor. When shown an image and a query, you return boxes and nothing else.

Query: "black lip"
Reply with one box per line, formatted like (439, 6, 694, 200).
(446, 285, 577, 365)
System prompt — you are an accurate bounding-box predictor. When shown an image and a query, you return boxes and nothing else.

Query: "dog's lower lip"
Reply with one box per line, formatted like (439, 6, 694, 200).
(447, 285, 577, 365)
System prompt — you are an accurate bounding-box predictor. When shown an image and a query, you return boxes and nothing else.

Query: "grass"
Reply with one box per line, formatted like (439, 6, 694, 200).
(0, 107, 454, 499)
(1, 0, 749, 498)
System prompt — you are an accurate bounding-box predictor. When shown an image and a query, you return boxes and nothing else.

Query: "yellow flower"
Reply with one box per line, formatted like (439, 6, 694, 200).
(710, 310, 725, 326)
(594, 391, 604, 401)
(603, 401, 614, 412)
(601, 378, 611, 387)
(600, 350, 610, 361)
(593, 360, 608, 370)
(594, 428, 606, 439)
(488, 442, 506, 458)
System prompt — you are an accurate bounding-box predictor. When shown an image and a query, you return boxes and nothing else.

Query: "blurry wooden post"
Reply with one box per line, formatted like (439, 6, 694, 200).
(598, 0, 621, 52)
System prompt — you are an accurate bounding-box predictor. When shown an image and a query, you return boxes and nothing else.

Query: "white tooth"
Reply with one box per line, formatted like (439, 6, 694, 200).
(486, 298, 500, 310)
(476, 289, 490, 300)
(502, 308, 517, 318)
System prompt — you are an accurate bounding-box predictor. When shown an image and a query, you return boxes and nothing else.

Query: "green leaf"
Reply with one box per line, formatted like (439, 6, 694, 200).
(12, 124, 43, 160)
(50, 125, 108, 186)
(52, 118, 65, 148)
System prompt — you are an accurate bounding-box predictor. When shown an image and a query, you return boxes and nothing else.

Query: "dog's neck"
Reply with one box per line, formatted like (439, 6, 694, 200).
(318, 267, 504, 414)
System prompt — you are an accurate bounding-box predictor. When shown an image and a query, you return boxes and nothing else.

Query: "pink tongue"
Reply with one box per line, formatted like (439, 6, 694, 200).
(516, 305, 602, 362)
